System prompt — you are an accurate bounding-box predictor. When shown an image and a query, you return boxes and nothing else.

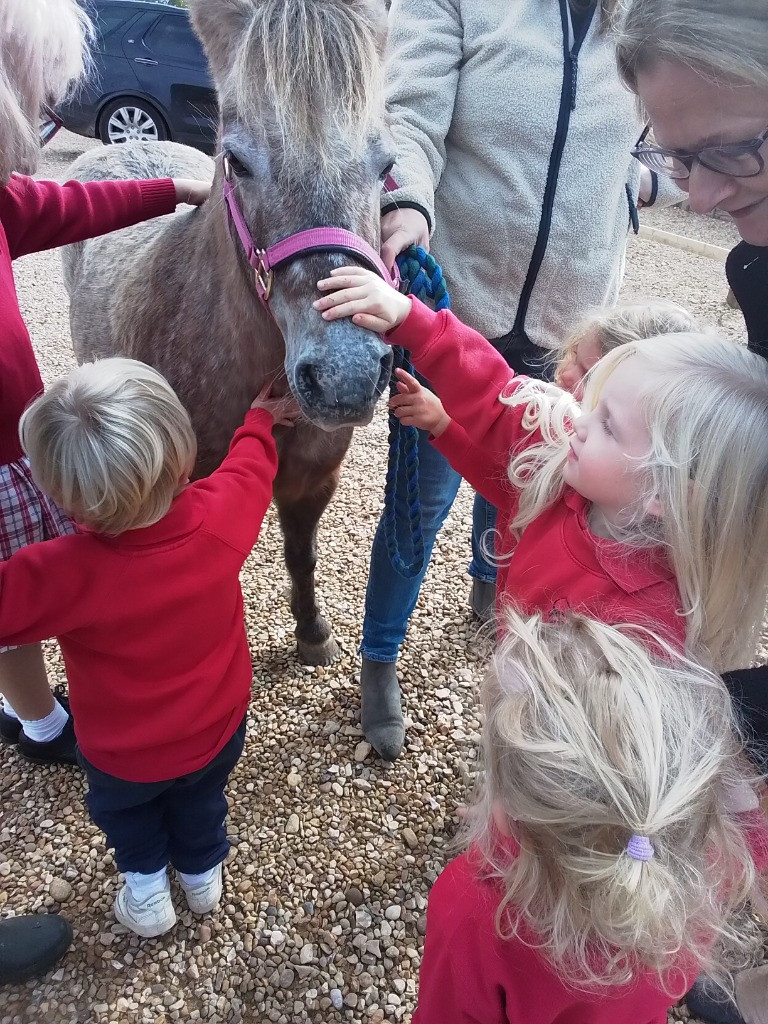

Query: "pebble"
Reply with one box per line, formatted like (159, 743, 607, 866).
(355, 907, 373, 929)
(285, 812, 300, 834)
(346, 886, 364, 906)
(354, 740, 372, 762)
(384, 905, 402, 921)
(330, 988, 344, 1010)
(49, 878, 73, 902)
(401, 827, 419, 850)
(299, 943, 314, 965)
(286, 772, 301, 788)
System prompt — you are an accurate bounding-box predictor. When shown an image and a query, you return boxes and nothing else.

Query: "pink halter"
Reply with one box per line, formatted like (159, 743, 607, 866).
(222, 156, 400, 308)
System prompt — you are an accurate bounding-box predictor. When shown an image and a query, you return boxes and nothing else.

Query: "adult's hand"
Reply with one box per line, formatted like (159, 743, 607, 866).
(380, 208, 430, 271)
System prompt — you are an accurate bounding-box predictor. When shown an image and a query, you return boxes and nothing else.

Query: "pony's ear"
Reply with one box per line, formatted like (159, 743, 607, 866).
(187, 0, 252, 83)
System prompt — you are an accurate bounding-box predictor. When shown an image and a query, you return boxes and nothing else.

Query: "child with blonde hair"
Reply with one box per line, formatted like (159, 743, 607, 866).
(413, 609, 765, 1023)
(554, 299, 698, 398)
(0, 357, 297, 938)
(315, 269, 768, 673)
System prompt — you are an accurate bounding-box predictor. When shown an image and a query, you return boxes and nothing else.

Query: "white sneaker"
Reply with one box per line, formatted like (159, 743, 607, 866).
(114, 882, 176, 938)
(178, 863, 223, 915)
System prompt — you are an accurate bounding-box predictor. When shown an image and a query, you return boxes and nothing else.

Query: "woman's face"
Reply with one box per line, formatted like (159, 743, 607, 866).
(636, 60, 768, 245)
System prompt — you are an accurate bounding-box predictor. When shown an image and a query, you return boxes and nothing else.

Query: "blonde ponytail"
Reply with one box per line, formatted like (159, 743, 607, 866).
(465, 610, 760, 992)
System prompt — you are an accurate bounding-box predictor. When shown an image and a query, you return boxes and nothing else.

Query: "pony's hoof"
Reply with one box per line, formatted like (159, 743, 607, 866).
(361, 659, 405, 761)
(297, 636, 340, 666)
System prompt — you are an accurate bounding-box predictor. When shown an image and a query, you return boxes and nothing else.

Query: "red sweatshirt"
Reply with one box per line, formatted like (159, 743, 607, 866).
(0, 173, 177, 466)
(413, 848, 694, 1024)
(388, 299, 684, 648)
(0, 409, 277, 782)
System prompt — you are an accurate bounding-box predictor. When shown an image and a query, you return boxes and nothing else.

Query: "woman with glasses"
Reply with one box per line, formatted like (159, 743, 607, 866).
(359, 0, 680, 762)
(617, 4, 768, 1023)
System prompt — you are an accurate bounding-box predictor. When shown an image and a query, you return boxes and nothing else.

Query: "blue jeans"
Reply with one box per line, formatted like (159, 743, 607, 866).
(361, 427, 498, 663)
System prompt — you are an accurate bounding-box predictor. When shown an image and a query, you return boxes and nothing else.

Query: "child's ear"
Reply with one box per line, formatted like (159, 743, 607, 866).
(645, 494, 664, 518)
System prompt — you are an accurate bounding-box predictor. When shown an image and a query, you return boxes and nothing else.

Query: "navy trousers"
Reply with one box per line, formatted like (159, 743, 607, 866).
(79, 716, 246, 875)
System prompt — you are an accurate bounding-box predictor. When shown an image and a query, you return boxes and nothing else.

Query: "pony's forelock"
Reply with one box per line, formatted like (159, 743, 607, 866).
(226, 0, 386, 166)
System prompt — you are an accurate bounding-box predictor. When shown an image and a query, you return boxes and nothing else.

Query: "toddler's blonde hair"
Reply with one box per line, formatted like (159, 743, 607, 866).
(466, 608, 760, 994)
(555, 299, 699, 383)
(502, 332, 768, 670)
(20, 358, 197, 536)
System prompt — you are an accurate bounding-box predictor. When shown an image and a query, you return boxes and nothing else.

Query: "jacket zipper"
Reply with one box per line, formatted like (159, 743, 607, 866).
(512, 0, 595, 336)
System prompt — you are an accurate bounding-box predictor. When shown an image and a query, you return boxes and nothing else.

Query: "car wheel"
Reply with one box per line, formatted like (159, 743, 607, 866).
(98, 98, 169, 145)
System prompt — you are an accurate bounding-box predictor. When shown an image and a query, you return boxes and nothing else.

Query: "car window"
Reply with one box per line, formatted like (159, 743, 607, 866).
(92, 5, 135, 44)
(143, 14, 206, 67)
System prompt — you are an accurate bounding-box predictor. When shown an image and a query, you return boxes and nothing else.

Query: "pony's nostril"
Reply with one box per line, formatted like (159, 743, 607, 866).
(297, 362, 321, 397)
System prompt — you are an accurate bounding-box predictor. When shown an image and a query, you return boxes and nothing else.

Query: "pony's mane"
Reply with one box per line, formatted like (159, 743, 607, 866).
(232, 0, 384, 162)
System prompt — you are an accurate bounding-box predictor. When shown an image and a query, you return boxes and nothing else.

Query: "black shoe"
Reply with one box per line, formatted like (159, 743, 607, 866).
(18, 714, 78, 767)
(685, 977, 746, 1024)
(0, 914, 73, 985)
(0, 707, 22, 744)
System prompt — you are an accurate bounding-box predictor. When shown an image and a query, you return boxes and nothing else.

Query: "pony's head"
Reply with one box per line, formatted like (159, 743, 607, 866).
(190, 0, 394, 429)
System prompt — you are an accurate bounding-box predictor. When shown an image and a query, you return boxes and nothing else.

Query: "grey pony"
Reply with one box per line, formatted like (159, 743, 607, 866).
(61, 0, 395, 666)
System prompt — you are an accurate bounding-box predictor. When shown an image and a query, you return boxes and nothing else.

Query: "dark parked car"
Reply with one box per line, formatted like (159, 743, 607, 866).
(57, 0, 217, 152)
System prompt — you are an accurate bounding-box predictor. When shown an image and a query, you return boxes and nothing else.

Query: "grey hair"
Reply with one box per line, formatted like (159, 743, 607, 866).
(20, 358, 197, 536)
(615, 0, 768, 93)
(0, 0, 93, 182)
(503, 332, 768, 671)
(465, 609, 760, 993)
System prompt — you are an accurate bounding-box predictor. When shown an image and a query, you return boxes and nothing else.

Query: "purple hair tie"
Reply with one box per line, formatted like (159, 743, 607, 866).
(626, 834, 654, 862)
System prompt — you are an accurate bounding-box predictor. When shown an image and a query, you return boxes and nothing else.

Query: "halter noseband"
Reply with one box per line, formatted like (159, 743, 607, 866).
(221, 156, 400, 308)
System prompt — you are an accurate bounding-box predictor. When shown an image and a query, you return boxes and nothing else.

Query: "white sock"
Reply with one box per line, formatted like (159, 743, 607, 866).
(19, 699, 69, 743)
(178, 865, 218, 888)
(124, 867, 169, 903)
(2, 697, 19, 719)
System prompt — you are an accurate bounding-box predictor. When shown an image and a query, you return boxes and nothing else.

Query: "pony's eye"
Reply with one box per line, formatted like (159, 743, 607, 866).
(379, 160, 395, 182)
(225, 152, 250, 178)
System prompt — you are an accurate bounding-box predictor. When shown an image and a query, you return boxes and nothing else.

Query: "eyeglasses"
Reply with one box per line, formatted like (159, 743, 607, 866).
(631, 121, 768, 180)
(39, 109, 63, 148)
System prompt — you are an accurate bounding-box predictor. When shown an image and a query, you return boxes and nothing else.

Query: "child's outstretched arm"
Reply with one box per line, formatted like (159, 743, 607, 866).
(389, 369, 451, 437)
(316, 266, 540, 478)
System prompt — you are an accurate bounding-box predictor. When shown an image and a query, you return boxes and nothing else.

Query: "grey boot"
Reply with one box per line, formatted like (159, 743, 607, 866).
(360, 658, 405, 761)
(471, 578, 496, 623)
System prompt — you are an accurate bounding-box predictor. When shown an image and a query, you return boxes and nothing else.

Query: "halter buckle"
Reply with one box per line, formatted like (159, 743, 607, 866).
(254, 249, 274, 302)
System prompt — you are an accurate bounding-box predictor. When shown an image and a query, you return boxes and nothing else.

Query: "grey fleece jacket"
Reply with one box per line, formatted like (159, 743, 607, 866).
(383, 0, 672, 348)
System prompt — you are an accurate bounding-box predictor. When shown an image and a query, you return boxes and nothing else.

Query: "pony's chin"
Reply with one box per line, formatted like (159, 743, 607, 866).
(304, 407, 376, 431)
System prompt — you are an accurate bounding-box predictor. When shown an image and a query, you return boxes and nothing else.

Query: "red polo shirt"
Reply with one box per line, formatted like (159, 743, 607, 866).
(0, 409, 277, 782)
(413, 847, 692, 1024)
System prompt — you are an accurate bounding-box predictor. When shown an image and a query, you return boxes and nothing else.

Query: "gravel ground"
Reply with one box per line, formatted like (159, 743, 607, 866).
(0, 132, 757, 1024)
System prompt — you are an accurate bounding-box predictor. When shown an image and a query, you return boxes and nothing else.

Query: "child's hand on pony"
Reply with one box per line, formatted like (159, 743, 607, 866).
(250, 382, 303, 426)
(314, 266, 412, 334)
(389, 369, 451, 437)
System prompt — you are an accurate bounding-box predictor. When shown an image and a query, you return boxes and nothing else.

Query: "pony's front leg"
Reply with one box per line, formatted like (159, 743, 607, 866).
(275, 477, 341, 666)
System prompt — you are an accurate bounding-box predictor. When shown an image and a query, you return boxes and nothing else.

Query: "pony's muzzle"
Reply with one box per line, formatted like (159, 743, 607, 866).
(292, 332, 392, 426)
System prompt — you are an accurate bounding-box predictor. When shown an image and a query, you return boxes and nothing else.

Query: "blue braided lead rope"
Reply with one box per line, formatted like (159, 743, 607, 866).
(383, 246, 451, 578)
